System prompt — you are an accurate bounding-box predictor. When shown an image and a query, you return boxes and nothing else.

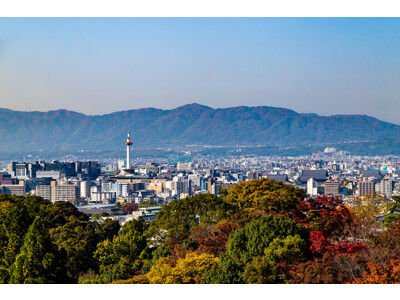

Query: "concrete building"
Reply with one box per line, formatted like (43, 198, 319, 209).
(325, 180, 340, 196)
(358, 180, 376, 196)
(90, 186, 116, 204)
(177, 162, 192, 171)
(129, 206, 162, 222)
(376, 180, 394, 198)
(80, 181, 96, 199)
(307, 178, 318, 197)
(36, 171, 61, 179)
(36, 184, 52, 200)
(35, 181, 79, 203)
(51, 181, 79, 203)
(0, 181, 26, 196)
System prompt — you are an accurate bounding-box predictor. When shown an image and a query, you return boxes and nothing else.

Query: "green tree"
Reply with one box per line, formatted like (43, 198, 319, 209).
(45, 200, 88, 228)
(383, 196, 400, 228)
(141, 245, 173, 274)
(96, 218, 121, 241)
(9, 217, 71, 284)
(148, 194, 236, 244)
(94, 218, 149, 283)
(227, 215, 309, 263)
(50, 218, 99, 279)
(201, 252, 245, 284)
(264, 234, 308, 265)
(243, 256, 280, 284)
(139, 200, 159, 208)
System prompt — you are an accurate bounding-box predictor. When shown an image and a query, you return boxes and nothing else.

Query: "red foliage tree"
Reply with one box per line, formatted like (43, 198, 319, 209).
(310, 231, 367, 256)
(189, 221, 241, 256)
(122, 202, 138, 214)
(297, 196, 354, 239)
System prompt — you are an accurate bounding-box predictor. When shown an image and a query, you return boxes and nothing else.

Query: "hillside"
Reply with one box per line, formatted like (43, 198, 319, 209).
(0, 103, 399, 152)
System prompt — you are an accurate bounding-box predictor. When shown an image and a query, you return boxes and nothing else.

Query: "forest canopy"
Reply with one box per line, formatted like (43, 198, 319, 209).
(0, 178, 398, 284)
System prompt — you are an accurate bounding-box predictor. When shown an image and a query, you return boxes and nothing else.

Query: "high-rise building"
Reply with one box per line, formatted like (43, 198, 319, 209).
(307, 178, 318, 197)
(358, 180, 375, 196)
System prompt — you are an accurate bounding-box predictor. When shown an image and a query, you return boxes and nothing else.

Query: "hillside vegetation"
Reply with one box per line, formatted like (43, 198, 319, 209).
(2, 178, 400, 284)
(1, 104, 400, 151)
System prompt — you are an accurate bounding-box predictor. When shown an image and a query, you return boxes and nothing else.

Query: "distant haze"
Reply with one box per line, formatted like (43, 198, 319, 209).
(1, 104, 400, 153)
(0, 18, 399, 124)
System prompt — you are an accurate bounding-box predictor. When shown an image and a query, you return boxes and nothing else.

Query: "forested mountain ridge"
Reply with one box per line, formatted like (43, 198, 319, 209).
(0, 103, 399, 151)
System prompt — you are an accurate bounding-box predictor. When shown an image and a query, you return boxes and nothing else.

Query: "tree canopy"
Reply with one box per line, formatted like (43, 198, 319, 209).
(147, 193, 236, 244)
(223, 178, 306, 214)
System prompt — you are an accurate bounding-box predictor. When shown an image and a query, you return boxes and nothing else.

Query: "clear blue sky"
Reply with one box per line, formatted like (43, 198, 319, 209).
(0, 18, 399, 123)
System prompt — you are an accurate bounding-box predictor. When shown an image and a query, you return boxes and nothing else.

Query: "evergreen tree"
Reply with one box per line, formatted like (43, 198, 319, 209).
(9, 216, 71, 284)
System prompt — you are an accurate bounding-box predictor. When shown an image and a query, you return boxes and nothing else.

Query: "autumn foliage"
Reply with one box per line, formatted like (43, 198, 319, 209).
(1, 178, 400, 284)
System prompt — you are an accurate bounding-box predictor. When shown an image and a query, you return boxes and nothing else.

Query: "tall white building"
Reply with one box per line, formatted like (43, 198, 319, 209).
(307, 178, 318, 197)
(376, 180, 394, 198)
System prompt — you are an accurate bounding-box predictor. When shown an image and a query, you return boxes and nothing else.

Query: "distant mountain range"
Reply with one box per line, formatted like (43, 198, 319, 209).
(1, 103, 400, 152)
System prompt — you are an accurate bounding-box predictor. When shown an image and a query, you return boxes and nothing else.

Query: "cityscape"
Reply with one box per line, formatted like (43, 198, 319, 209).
(1, 132, 400, 226)
(0, 16, 400, 287)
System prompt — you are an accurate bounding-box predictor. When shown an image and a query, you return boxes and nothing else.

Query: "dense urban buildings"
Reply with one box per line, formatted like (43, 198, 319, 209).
(1, 134, 400, 225)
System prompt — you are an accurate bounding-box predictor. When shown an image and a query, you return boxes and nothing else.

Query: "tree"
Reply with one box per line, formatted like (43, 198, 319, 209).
(264, 234, 308, 265)
(227, 215, 309, 263)
(240, 235, 308, 284)
(147, 194, 236, 244)
(141, 245, 173, 274)
(188, 221, 240, 256)
(383, 196, 400, 228)
(243, 256, 281, 284)
(96, 218, 121, 241)
(50, 218, 99, 278)
(289, 253, 340, 284)
(45, 200, 88, 228)
(139, 200, 159, 208)
(94, 218, 149, 283)
(366, 219, 400, 264)
(122, 202, 138, 214)
(309, 231, 367, 257)
(223, 178, 306, 214)
(0, 197, 32, 269)
(201, 252, 245, 284)
(349, 195, 390, 240)
(146, 252, 219, 284)
(353, 259, 400, 284)
(9, 217, 71, 284)
(297, 196, 354, 239)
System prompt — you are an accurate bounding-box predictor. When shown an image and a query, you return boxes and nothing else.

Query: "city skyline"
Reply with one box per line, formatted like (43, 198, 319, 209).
(0, 18, 399, 124)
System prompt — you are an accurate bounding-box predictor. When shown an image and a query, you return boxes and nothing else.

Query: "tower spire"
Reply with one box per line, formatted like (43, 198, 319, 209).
(124, 132, 133, 169)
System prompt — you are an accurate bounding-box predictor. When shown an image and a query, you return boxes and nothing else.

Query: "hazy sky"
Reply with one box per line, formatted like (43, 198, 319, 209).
(0, 18, 399, 123)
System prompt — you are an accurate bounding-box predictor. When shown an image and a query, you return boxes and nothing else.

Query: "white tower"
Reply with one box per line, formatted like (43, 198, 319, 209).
(124, 132, 133, 169)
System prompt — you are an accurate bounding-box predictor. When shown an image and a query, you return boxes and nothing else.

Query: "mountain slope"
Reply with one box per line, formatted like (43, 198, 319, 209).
(0, 104, 399, 152)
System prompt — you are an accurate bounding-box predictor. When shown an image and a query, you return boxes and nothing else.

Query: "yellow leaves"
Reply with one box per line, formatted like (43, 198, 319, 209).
(0, 200, 12, 215)
(146, 257, 175, 284)
(147, 252, 219, 284)
(350, 195, 390, 222)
